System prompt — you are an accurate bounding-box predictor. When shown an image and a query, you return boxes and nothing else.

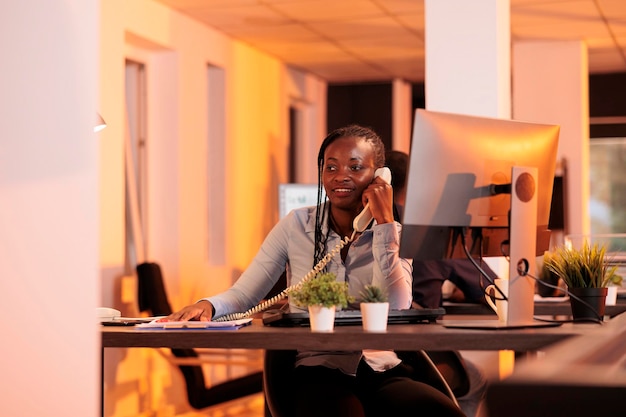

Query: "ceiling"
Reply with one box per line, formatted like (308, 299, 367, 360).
(152, 0, 626, 83)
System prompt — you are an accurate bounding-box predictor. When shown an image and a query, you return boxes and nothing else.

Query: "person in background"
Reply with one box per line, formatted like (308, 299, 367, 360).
(385, 150, 409, 219)
(164, 126, 465, 417)
(385, 149, 489, 417)
(384, 149, 497, 306)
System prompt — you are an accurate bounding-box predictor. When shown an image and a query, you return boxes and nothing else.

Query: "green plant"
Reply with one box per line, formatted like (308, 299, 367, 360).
(543, 242, 621, 288)
(359, 285, 388, 303)
(290, 272, 354, 308)
(536, 251, 564, 297)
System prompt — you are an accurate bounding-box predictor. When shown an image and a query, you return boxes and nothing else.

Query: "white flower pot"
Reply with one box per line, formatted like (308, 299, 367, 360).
(606, 285, 618, 306)
(308, 305, 336, 332)
(360, 302, 389, 332)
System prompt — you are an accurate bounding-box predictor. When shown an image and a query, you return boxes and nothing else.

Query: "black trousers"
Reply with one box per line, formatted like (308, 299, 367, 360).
(293, 360, 466, 417)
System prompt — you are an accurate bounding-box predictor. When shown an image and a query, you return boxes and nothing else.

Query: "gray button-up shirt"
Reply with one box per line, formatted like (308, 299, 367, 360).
(206, 204, 412, 375)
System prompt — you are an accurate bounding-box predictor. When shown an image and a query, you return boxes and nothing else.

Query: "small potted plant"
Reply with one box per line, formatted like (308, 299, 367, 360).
(537, 251, 565, 298)
(290, 272, 353, 332)
(543, 242, 622, 321)
(359, 284, 389, 332)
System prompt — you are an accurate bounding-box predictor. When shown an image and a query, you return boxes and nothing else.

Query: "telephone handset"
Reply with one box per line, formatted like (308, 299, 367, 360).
(214, 167, 392, 322)
(353, 167, 392, 232)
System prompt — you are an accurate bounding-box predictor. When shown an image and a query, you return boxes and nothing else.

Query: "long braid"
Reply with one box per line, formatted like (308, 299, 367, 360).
(313, 143, 329, 269)
(313, 205, 331, 271)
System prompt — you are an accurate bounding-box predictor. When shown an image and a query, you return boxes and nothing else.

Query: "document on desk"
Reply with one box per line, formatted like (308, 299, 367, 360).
(533, 294, 569, 303)
(137, 318, 253, 330)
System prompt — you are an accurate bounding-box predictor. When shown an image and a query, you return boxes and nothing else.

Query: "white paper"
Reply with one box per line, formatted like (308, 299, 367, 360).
(137, 318, 252, 329)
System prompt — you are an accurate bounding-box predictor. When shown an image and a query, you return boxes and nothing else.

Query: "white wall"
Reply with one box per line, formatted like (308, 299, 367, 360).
(99, 0, 327, 305)
(0, 1, 100, 416)
(513, 41, 590, 239)
(99, 1, 326, 415)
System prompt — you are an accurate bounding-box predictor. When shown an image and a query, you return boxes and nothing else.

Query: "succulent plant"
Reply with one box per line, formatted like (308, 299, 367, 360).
(359, 284, 388, 303)
(290, 272, 353, 308)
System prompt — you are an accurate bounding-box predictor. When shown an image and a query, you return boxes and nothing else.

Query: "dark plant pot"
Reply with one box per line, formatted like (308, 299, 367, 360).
(568, 287, 607, 322)
(537, 270, 564, 297)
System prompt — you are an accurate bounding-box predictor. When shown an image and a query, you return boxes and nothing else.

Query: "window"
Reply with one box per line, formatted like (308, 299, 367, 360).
(207, 64, 226, 264)
(589, 137, 626, 234)
(125, 59, 148, 272)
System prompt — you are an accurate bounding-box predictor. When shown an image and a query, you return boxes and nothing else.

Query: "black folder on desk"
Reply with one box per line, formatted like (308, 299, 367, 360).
(262, 308, 445, 327)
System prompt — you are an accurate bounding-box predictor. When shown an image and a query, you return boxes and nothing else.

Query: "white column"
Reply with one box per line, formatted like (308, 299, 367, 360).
(513, 41, 590, 239)
(423, 0, 512, 278)
(392, 78, 413, 153)
(0, 1, 100, 416)
(424, 0, 511, 118)
(423, 0, 540, 328)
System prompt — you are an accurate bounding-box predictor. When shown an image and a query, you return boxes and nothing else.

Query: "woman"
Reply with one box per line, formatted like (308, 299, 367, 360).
(164, 125, 465, 417)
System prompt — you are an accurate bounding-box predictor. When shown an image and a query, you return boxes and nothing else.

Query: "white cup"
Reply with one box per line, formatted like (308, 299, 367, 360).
(606, 286, 618, 306)
(485, 278, 509, 323)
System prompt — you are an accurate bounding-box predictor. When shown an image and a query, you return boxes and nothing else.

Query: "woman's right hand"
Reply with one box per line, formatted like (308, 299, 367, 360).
(158, 300, 214, 322)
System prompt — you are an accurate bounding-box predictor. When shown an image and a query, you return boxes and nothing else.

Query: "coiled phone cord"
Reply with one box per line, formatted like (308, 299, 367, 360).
(214, 234, 354, 322)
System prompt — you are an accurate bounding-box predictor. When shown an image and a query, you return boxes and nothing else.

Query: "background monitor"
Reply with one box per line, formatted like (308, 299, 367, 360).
(278, 183, 323, 219)
(400, 109, 560, 260)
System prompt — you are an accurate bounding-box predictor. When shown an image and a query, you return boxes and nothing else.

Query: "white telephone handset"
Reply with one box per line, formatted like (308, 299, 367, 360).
(353, 167, 392, 232)
(214, 166, 393, 322)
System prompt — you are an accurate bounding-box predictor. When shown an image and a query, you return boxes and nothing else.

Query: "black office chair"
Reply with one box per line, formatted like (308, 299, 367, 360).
(263, 349, 462, 417)
(263, 350, 297, 417)
(262, 264, 470, 416)
(136, 262, 264, 409)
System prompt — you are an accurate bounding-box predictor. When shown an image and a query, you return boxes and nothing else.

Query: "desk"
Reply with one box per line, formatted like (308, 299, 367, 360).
(102, 320, 586, 352)
(102, 320, 592, 417)
(443, 300, 626, 318)
(485, 311, 626, 417)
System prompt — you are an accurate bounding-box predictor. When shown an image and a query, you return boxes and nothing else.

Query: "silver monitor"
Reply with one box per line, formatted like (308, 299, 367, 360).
(401, 109, 560, 260)
(401, 109, 560, 327)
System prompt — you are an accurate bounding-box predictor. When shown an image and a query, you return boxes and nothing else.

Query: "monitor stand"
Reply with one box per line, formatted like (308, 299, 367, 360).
(441, 320, 562, 330)
(443, 166, 561, 330)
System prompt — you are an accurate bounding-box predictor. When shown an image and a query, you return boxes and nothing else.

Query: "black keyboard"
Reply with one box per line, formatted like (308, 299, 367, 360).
(262, 308, 445, 327)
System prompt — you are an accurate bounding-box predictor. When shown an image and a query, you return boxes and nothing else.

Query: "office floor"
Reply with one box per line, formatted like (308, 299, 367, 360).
(172, 352, 503, 417)
(177, 393, 265, 417)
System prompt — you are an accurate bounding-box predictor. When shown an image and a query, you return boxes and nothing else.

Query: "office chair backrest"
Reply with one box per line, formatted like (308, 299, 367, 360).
(263, 349, 460, 417)
(260, 266, 470, 403)
(263, 350, 297, 417)
(137, 262, 173, 316)
(136, 262, 263, 409)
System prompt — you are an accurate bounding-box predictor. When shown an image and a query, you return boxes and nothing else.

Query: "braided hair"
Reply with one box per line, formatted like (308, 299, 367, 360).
(312, 125, 386, 268)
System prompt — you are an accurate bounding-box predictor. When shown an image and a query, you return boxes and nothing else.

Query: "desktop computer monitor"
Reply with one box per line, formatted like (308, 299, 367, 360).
(400, 109, 560, 327)
(400, 109, 560, 261)
(278, 183, 323, 219)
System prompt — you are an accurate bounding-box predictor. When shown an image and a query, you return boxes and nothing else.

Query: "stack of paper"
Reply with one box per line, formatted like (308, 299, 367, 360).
(137, 318, 252, 330)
